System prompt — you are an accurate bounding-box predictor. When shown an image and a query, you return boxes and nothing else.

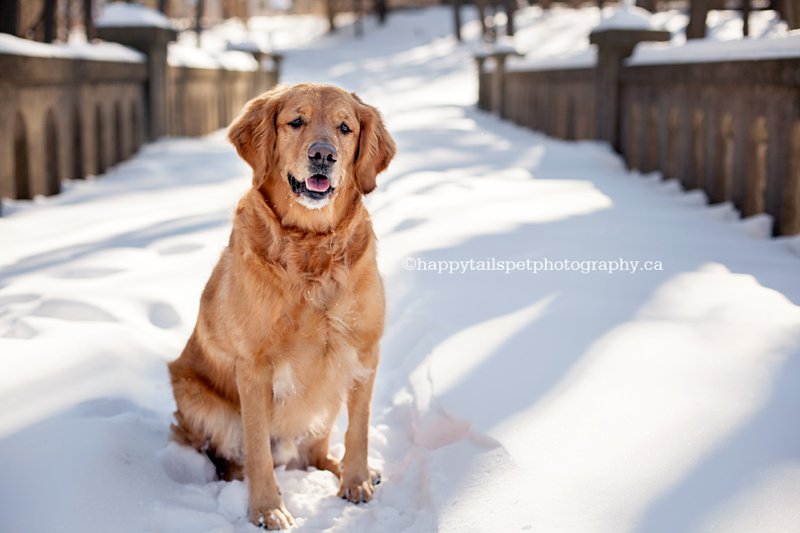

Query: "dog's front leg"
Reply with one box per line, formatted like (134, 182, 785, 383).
(236, 361, 293, 529)
(338, 346, 379, 504)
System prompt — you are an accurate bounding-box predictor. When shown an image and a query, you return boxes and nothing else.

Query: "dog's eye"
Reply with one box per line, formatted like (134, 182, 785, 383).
(339, 123, 352, 134)
(288, 118, 303, 129)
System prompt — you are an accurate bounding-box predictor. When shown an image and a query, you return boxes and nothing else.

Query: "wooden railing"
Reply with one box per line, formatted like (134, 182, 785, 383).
(0, 53, 147, 202)
(166, 66, 278, 137)
(504, 68, 595, 141)
(0, 30, 280, 214)
(478, 36, 800, 236)
(619, 59, 800, 234)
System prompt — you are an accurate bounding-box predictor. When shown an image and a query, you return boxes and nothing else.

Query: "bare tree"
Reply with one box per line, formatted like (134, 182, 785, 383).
(83, 0, 95, 40)
(354, 0, 364, 37)
(195, 0, 205, 46)
(453, 0, 463, 42)
(686, 0, 709, 39)
(0, 0, 19, 36)
(44, 0, 56, 43)
(374, 0, 387, 25)
(475, 0, 488, 37)
(742, 0, 751, 36)
(503, 0, 515, 36)
(326, 0, 336, 33)
(636, 0, 657, 11)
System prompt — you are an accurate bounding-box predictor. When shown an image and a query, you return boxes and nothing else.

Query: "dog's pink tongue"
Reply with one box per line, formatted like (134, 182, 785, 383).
(306, 176, 330, 192)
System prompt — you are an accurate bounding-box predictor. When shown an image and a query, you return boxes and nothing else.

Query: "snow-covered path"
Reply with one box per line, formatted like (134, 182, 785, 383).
(2, 8, 800, 533)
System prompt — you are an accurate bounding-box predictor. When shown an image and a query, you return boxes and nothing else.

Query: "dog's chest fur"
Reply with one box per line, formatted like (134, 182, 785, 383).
(255, 229, 373, 440)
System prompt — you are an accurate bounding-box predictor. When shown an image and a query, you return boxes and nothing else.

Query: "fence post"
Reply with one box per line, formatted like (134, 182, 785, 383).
(489, 48, 518, 118)
(97, 23, 178, 141)
(474, 52, 489, 111)
(781, 121, 800, 235)
(589, 28, 669, 152)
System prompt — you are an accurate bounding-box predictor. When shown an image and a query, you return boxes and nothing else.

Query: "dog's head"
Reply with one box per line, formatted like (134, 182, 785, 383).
(228, 84, 396, 227)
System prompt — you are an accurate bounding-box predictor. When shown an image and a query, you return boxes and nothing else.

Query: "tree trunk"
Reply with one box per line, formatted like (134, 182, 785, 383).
(504, 0, 515, 36)
(476, 0, 487, 38)
(354, 0, 363, 37)
(375, 0, 387, 25)
(636, 0, 657, 12)
(159, 0, 171, 16)
(686, 0, 709, 40)
(326, 0, 336, 33)
(0, 0, 19, 36)
(44, 0, 56, 43)
(453, 0, 462, 42)
(195, 0, 205, 47)
(742, 0, 751, 36)
(66, 0, 73, 37)
(83, 0, 95, 40)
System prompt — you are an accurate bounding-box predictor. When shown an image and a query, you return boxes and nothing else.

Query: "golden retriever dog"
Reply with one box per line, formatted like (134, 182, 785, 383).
(168, 83, 396, 529)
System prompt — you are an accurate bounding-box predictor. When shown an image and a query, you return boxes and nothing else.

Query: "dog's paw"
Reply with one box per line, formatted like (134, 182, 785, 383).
(337, 470, 381, 504)
(252, 504, 294, 530)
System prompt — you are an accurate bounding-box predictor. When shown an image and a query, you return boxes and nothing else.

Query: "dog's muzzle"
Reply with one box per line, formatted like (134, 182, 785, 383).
(288, 173, 334, 200)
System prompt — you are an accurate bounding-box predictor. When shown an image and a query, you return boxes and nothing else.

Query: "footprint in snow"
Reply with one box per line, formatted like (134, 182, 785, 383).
(73, 397, 143, 418)
(392, 218, 426, 233)
(148, 302, 181, 329)
(1, 319, 38, 339)
(30, 299, 117, 322)
(54, 267, 124, 279)
(158, 243, 204, 255)
(0, 293, 40, 306)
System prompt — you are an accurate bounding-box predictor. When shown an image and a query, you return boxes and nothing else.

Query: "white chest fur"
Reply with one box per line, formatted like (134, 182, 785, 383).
(272, 362, 298, 403)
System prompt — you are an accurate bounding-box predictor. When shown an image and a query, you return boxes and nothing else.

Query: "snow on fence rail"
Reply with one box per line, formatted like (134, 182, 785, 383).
(479, 32, 800, 236)
(0, 27, 279, 214)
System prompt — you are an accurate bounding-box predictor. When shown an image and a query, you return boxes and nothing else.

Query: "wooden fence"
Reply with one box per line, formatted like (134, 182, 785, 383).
(166, 65, 277, 137)
(0, 28, 280, 214)
(0, 53, 147, 201)
(620, 59, 800, 234)
(478, 34, 800, 236)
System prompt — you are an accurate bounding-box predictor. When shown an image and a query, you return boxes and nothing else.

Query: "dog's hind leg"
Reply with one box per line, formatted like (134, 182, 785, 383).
(169, 367, 245, 480)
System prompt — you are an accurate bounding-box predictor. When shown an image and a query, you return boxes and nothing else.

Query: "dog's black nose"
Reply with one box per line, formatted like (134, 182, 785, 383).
(308, 143, 338, 165)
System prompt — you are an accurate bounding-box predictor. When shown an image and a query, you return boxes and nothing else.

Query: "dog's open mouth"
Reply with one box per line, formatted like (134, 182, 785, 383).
(288, 173, 334, 201)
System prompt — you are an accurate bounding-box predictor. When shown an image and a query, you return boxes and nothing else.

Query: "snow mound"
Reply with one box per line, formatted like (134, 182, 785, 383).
(594, 5, 655, 31)
(97, 2, 176, 30)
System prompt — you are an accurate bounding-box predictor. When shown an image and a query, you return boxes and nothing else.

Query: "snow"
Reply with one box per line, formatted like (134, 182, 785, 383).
(629, 29, 800, 65)
(226, 39, 271, 54)
(165, 14, 331, 72)
(96, 2, 177, 31)
(483, 35, 519, 55)
(498, 5, 791, 71)
(168, 43, 259, 71)
(507, 46, 596, 72)
(0, 33, 144, 63)
(2, 6, 800, 533)
(594, 5, 655, 31)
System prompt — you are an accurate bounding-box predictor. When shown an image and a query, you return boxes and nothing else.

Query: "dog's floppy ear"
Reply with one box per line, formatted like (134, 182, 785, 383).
(228, 86, 285, 188)
(352, 93, 396, 195)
